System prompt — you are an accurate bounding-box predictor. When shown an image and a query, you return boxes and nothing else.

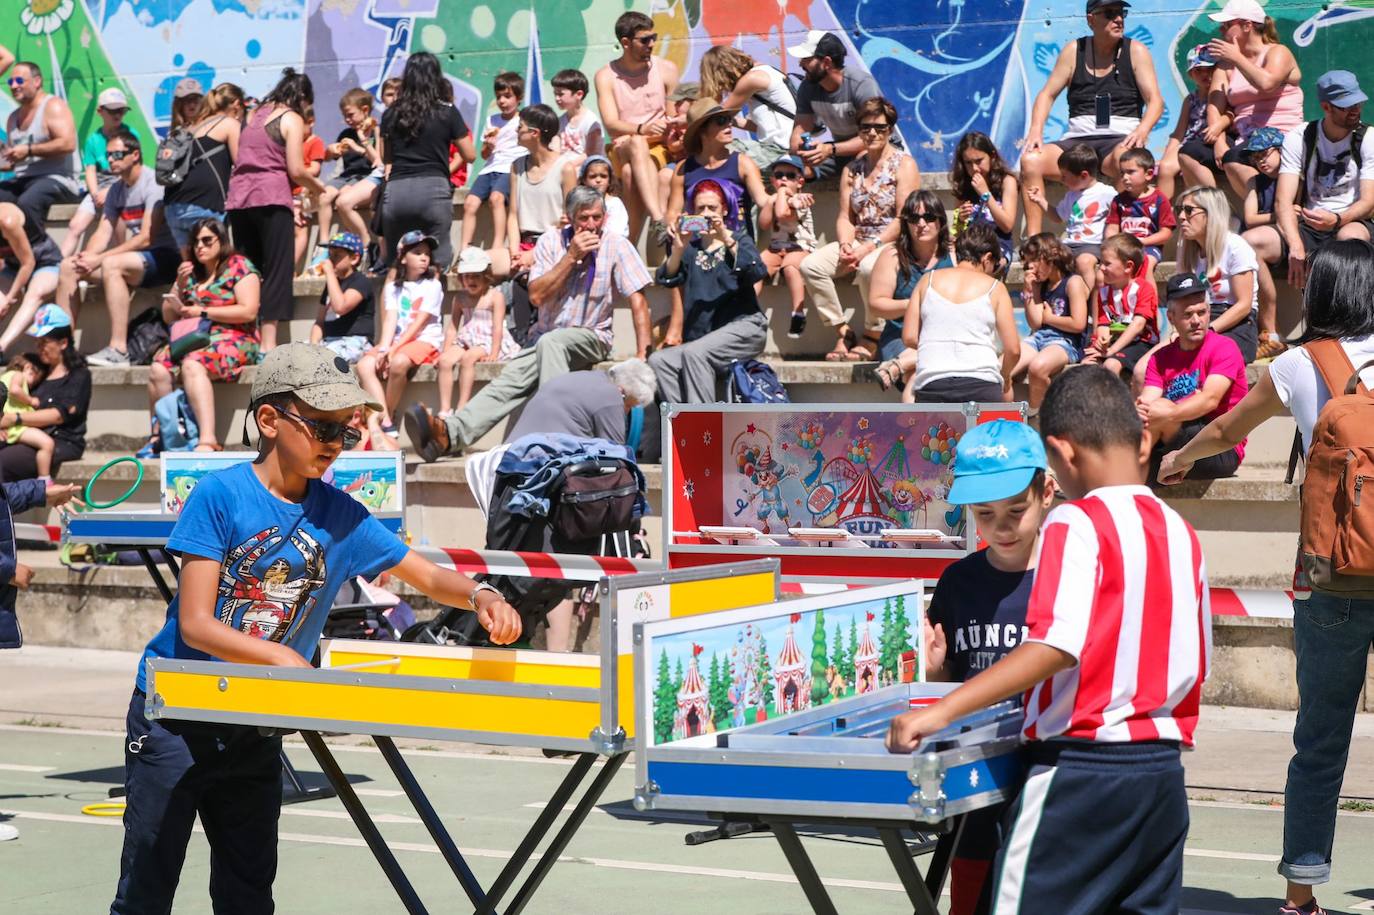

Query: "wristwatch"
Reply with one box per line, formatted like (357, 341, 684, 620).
(468, 581, 503, 611)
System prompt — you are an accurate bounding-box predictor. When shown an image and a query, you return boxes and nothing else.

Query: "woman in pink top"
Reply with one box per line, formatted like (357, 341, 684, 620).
(224, 68, 324, 351)
(1204, 0, 1303, 197)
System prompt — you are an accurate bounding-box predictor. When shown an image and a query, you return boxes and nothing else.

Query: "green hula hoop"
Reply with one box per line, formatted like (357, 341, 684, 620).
(83, 456, 145, 510)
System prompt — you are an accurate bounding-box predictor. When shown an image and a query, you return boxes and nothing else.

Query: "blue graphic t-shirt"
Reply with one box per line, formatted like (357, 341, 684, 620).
(135, 461, 410, 691)
(926, 550, 1032, 681)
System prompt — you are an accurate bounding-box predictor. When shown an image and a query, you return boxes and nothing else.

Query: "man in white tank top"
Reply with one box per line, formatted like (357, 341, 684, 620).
(1, 61, 81, 229)
(594, 11, 680, 241)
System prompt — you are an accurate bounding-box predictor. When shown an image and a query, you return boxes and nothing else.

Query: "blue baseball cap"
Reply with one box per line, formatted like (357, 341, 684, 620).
(771, 154, 805, 173)
(27, 304, 72, 338)
(1186, 44, 1217, 71)
(946, 420, 1047, 505)
(1240, 126, 1285, 153)
(1317, 70, 1368, 108)
(326, 231, 364, 257)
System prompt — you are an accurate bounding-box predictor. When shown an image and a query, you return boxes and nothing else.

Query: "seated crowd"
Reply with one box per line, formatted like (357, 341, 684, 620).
(0, 2, 1368, 486)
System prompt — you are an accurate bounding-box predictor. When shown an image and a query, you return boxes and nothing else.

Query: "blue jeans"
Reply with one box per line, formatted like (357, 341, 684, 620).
(164, 202, 226, 250)
(1282, 590, 1374, 885)
(111, 690, 282, 913)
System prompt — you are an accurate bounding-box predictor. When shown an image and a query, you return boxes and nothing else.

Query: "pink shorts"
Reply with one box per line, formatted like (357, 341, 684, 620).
(392, 340, 439, 367)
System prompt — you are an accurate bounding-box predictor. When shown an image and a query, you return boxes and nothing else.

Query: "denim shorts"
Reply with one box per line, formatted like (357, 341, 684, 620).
(137, 247, 182, 288)
(1, 264, 60, 284)
(164, 201, 225, 250)
(1026, 328, 1082, 363)
(470, 170, 511, 201)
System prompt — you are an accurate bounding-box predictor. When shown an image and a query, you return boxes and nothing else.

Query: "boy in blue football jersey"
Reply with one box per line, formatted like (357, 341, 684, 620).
(111, 343, 520, 913)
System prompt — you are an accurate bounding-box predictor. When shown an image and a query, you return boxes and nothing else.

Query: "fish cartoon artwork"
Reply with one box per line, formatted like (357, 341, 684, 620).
(342, 471, 394, 512)
(168, 474, 199, 513)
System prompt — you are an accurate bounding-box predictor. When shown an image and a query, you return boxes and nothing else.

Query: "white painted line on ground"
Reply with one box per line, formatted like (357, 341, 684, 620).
(0, 763, 55, 772)
(1190, 799, 1374, 819)
(279, 808, 418, 825)
(0, 722, 122, 738)
(352, 788, 405, 798)
(1184, 847, 1281, 863)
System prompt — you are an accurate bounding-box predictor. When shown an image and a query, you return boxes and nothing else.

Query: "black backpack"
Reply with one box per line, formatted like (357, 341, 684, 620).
(1299, 119, 1369, 207)
(126, 307, 170, 365)
(155, 117, 228, 188)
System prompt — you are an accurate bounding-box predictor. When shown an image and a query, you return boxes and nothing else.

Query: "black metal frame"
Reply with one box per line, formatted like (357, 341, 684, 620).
(299, 731, 627, 915)
(747, 812, 965, 915)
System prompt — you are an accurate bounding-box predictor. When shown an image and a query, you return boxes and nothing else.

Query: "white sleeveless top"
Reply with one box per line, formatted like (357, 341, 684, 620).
(8, 96, 81, 182)
(747, 66, 795, 149)
(912, 274, 1003, 389)
(514, 154, 573, 236)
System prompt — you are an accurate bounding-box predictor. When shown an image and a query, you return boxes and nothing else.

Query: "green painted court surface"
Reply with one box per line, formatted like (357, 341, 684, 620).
(4, 721, 1374, 914)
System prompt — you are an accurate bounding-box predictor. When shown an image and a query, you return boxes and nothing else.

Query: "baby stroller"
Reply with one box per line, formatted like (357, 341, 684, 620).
(405, 452, 644, 647)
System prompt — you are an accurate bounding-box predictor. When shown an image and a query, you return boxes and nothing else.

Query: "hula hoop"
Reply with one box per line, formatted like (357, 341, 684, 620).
(81, 802, 126, 817)
(82, 456, 145, 510)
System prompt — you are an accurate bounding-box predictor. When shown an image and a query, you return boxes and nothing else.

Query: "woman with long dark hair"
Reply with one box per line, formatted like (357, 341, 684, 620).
(164, 83, 245, 248)
(147, 218, 261, 452)
(950, 131, 1018, 268)
(0, 305, 90, 480)
(1158, 238, 1374, 915)
(224, 68, 323, 351)
(867, 189, 952, 396)
(381, 52, 476, 271)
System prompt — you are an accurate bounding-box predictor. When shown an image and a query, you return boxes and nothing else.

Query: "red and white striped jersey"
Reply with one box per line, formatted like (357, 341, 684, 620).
(1022, 485, 1211, 746)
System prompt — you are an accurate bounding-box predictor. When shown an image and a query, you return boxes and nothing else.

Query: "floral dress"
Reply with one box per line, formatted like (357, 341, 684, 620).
(156, 253, 262, 380)
(848, 150, 909, 244)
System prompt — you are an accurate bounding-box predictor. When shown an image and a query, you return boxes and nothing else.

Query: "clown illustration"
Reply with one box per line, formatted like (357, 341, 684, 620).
(748, 447, 793, 534)
(217, 527, 327, 643)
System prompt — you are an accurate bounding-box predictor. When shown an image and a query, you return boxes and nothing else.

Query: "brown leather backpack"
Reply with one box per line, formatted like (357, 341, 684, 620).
(1295, 339, 1374, 593)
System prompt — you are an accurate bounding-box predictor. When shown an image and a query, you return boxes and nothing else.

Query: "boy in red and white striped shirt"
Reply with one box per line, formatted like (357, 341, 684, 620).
(888, 367, 1211, 914)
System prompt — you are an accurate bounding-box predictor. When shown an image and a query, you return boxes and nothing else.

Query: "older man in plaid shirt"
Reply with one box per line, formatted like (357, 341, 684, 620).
(407, 186, 653, 461)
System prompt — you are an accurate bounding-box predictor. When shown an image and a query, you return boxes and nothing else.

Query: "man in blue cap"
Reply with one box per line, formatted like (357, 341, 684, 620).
(1276, 69, 1374, 289)
(918, 418, 1053, 914)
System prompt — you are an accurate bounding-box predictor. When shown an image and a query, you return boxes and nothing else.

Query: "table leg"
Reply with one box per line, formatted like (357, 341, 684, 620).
(922, 814, 965, 903)
(137, 548, 176, 604)
(503, 752, 627, 915)
(877, 827, 940, 915)
(476, 752, 596, 915)
(300, 730, 428, 915)
(375, 735, 487, 909)
(766, 820, 839, 915)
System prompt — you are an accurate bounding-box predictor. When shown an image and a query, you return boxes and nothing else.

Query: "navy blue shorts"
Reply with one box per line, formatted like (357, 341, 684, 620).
(990, 740, 1187, 914)
(469, 170, 511, 201)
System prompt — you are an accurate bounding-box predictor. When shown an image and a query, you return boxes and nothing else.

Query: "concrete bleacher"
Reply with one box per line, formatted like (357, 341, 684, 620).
(16, 171, 1319, 708)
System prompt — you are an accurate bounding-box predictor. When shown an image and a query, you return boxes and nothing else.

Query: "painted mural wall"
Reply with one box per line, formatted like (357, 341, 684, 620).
(2, 0, 1370, 174)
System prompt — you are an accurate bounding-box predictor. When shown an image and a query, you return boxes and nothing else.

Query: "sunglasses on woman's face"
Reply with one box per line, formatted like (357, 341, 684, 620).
(193, 234, 219, 248)
(276, 407, 362, 449)
(709, 114, 733, 128)
(1177, 204, 1205, 219)
(906, 212, 940, 224)
(857, 122, 891, 136)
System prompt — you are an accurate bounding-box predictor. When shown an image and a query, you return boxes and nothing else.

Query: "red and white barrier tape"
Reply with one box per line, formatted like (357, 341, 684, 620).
(420, 546, 659, 583)
(15, 523, 61, 544)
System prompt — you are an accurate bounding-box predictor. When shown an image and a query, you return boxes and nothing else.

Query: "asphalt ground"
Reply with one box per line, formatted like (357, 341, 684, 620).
(3, 645, 1373, 914)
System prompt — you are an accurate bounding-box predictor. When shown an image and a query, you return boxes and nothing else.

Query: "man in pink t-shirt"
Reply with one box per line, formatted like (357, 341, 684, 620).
(1137, 272, 1250, 480)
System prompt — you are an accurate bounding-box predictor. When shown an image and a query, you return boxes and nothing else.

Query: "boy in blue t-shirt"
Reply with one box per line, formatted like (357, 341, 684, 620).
(110, 343, 520, 913)
(924, 419, 1052, 915)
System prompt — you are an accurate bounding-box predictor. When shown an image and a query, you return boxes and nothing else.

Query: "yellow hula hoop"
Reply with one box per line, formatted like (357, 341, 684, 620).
(81, 802, 126, 817)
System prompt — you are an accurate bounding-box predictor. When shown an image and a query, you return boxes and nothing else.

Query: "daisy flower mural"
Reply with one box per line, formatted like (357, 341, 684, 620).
(21, 0, 74, 36)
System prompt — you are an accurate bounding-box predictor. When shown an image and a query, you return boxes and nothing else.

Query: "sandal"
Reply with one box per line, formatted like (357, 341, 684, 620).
(825, 328, 857, 362)
(874, 358, 903, 391)
(845, 333, 881, 362)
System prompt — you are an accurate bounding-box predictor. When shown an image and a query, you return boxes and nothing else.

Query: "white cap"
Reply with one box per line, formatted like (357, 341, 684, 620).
(1209, 0, 1267, 24)
(455, 246, 492, 274)
(97, 87, 128, 110)
(787, 30, 827, 60)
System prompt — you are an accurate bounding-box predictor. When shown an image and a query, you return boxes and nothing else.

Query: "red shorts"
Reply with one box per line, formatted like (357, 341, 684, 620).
(392, 340, 439, 367)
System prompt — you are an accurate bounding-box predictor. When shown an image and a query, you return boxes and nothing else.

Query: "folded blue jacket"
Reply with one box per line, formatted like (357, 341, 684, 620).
(497, 433, 646, 519)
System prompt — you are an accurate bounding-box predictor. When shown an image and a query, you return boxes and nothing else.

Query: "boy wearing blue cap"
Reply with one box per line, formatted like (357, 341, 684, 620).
(758, 155, 816, 338)
(310, 232, 376, 365)
(890, 367, 1210, 914)
(924, 418, 1053, 915)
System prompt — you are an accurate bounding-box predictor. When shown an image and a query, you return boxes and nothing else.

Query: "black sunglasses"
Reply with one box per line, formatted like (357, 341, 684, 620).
(1177, 203, 1205, 218)
(857, 122, 891, 135)
(277, 407, 362, 449)
(708, 113, 733, 127)
(193, 234, 219, 248)
(1094, 6, 1128, 20)
(906, 212, 941, 224)
(633, 33, 658, 45)
(106, 150, 133, 161)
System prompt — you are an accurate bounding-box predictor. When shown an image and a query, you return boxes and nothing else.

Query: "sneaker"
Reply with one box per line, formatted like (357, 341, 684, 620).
(788, 311, 807, 339)
(380, 420, 400, 439)
(87, 345, 129, 366)
(1255, 335, 1289, 363)
(0, 823, 17, 841)
(1279, 900, 1327, 915)
(402, 403, 452, 464)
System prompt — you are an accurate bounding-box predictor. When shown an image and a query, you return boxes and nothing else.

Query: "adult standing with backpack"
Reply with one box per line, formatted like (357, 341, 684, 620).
(224, 69, 324, 352)
(697, 45, 796, 170)
(1158, 239, 1374, 915)
(159, 83, 245, 249)
(1274, 71, 1374, 292)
